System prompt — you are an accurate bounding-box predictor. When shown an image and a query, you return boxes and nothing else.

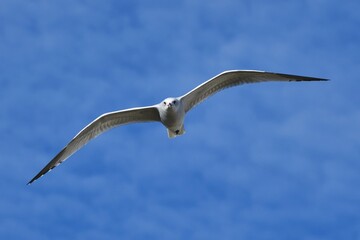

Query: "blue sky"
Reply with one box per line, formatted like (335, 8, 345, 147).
(1, 0, 359, 239)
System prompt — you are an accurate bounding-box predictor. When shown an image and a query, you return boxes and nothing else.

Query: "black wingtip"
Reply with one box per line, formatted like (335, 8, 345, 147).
(294, 78, 329, 82)
(27, 177, 37, 185)
(316, 77, 330, 81)
(27, 171, 46, 185)
(304, 75, 330, 81)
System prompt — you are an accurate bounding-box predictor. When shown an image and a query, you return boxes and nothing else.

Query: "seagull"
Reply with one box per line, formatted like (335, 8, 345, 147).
(28, 70, 327, 184)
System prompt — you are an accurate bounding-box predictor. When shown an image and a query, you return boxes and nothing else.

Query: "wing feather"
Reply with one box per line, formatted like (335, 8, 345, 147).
(180, 70, 328, 112)
(28, 105, 160, 184)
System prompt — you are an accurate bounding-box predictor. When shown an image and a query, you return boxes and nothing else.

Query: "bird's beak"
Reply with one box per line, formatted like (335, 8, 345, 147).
(167, 103, 173, 108)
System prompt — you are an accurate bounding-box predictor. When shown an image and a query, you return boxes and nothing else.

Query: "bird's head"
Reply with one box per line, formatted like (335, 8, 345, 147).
(161, 98, 180, 111)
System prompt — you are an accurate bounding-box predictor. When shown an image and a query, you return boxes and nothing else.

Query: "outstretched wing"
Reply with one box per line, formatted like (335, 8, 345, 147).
(28, 105, 160, 184)
(180, 70, 328, 113)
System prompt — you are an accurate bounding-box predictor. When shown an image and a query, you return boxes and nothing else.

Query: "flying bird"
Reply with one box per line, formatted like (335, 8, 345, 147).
(28, 70, 327, 184)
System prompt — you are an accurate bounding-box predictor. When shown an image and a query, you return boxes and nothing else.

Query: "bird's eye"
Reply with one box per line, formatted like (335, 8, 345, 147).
(163, 101, 166, 105)
(172, 100, 176, 104)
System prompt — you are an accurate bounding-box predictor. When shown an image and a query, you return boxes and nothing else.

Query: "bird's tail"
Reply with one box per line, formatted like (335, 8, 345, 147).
(167, 126, 186, 138)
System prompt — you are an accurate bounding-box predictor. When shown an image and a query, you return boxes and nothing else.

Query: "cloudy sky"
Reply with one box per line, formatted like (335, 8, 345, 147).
(1, 0, 359, 239)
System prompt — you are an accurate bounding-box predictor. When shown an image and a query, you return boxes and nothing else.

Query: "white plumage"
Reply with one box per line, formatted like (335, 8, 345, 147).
(28, 70, 327, 184)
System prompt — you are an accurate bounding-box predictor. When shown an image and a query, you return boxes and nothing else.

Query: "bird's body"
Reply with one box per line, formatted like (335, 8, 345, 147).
(28, 70, 328, 184)
(159, 97, 186, 138)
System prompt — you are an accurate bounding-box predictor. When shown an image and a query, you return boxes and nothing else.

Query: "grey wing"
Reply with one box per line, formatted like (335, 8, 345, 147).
(180, 70, 328, 113)
(28, 105, 160, 184)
